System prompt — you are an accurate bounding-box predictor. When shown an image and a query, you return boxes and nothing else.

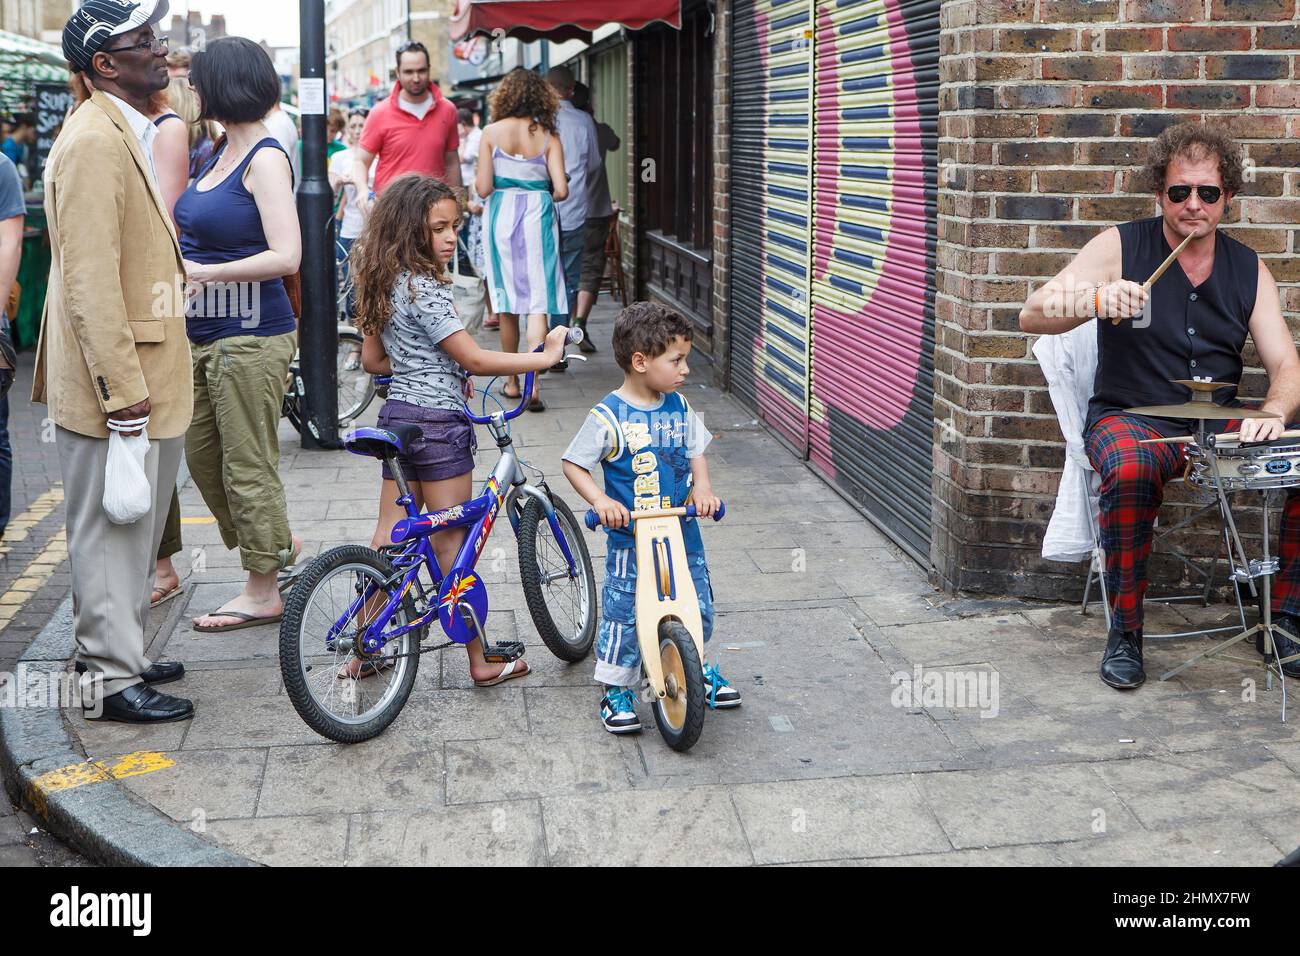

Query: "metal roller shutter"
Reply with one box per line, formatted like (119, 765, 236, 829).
(807, 0, 940, 562)
(730, 0, 814, 454)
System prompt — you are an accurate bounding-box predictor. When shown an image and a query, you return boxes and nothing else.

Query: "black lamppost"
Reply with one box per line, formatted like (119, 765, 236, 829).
(297, 0, 340, 449)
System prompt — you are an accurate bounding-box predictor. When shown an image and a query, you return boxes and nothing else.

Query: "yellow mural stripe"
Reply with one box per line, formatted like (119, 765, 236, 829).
(0, 526, 68, 633)
(29, 751, 176, 814)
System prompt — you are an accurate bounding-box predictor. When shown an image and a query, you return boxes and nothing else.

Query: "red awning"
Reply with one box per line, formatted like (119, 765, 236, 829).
(451, 0, 681, 44)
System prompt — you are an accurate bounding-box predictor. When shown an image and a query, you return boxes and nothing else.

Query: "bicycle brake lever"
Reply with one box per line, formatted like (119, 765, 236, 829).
(564, 353, 588, 362)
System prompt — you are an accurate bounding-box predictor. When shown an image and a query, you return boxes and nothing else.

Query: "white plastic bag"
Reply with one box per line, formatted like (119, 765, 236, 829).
(103, 428, 152, 525)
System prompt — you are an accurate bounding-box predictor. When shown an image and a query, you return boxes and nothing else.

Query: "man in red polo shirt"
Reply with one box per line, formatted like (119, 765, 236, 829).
(352, 41, 460, 213)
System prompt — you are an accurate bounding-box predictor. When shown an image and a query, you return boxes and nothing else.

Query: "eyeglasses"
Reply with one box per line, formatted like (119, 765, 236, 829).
(101, 34, 168, 56)
(1166, 184, 1223, 205)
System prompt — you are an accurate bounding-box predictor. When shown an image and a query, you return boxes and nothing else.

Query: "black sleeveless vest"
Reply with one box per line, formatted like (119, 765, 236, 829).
(1086, 216, 1259, 438)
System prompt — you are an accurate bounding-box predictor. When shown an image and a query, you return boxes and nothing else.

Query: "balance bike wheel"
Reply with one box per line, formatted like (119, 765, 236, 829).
(653, 620, 706, 752)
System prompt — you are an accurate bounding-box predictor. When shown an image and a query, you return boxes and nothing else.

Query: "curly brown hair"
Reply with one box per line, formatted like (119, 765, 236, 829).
(1142, 122, 1246, 196)
(351, 174, 461, 336)
(612, 302, 694, 372)
(488, 67, 558, 135)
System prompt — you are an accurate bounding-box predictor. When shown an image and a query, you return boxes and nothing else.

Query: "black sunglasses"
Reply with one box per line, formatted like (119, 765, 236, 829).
(101, 33, 168, 56)
(1166, 184, 1223, 205)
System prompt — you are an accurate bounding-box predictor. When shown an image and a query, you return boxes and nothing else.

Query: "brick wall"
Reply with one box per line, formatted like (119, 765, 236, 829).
(711, 0, 733, 387)
(934, 0, 1300, 600)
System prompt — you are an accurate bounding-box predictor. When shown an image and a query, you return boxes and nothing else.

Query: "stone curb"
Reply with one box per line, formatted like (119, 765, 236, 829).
(0, 595, 256, 866)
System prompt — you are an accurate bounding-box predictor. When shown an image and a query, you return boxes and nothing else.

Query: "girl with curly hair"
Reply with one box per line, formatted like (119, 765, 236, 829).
(350, 173, 569, 684)
(476, 67, 569, 411)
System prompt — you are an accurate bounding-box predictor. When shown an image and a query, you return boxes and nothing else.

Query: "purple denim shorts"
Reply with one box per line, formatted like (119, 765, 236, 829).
(376, 400, 477, 483)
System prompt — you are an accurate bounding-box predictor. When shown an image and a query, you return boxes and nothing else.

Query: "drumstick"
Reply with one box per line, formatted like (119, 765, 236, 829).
(1141, 427, 1300, 446)
(1111, 231, 1196, 325)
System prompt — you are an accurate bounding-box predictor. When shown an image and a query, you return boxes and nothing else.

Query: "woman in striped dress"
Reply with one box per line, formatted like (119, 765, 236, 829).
(476, 68, 569, 411)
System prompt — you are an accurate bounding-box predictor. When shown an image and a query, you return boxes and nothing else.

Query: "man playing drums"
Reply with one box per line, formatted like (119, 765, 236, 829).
(1020, 123, 1300, 689)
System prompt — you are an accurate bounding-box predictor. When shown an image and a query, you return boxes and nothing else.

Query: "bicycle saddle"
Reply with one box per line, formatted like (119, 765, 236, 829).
(343, 424, 423, 459)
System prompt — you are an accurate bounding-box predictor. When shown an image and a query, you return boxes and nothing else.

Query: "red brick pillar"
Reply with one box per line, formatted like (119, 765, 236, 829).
(933, 0, 1300, 599)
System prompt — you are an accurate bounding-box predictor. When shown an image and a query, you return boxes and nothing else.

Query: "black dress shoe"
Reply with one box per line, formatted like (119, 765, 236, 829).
(1260, 615, 1300, 678)
(140, 661, 185, 685)
(75, 661, 185, 685)
(1100, 627, 1145, 689)
(85, 683, 194, 723)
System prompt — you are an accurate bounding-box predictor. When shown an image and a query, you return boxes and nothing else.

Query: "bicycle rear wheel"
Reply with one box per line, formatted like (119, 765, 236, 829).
(279, 545, 423, 743)
(337, 327, 374, 425)
(517, 494, 597, 662)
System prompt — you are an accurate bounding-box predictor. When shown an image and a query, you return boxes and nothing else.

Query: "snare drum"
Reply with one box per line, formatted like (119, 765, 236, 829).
(1186, 437, 1300, 492)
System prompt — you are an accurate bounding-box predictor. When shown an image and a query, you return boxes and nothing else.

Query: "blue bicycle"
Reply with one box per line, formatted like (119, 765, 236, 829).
(279, 330, 597, 743)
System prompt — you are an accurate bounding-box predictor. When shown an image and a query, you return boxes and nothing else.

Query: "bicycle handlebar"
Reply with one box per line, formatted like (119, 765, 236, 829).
(463, 326, 584, 425)
(584, 501, 726, 531)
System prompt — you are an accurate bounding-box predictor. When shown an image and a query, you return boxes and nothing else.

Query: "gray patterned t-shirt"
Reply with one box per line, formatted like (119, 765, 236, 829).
(381, 272, 467, 411)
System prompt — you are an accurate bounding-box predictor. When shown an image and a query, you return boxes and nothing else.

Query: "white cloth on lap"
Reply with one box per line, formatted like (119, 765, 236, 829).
(1034, 320, 1100, 563)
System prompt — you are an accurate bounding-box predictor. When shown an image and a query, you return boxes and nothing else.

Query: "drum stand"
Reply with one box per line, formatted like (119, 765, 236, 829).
(1159, 436, 1300, 720)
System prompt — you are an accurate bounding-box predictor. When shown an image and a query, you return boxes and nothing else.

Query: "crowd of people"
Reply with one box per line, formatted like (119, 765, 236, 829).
(22, 0, 738, 734)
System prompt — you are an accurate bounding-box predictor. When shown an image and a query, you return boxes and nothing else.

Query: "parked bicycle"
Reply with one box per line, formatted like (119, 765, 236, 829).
(281, 323, 382, 439)
(279, 329, 596, 743)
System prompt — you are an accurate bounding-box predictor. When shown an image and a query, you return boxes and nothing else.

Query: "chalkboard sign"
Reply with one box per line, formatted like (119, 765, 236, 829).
(34, 82, 74, 184)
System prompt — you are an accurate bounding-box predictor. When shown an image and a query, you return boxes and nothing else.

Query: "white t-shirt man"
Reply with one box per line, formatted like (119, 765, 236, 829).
(263, 105, 299, 186)
(554, 99, 600, 234)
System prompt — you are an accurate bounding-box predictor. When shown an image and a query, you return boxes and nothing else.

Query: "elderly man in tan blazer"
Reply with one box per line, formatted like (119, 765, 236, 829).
(33, 0, 193, 723)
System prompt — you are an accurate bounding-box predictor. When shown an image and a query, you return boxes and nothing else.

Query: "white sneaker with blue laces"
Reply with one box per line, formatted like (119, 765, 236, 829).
(703, 664, 741, 709)
(600, 685, 642, 733)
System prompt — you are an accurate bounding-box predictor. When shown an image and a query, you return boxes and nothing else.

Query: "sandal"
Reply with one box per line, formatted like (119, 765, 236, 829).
(473, 659, 530, 687)
(528, 396, 546, 413)
(337, 655, 396, 680)
(193, 609, 283, 633)
(502, 381, 522, 400)
(150, 581, 184, 609)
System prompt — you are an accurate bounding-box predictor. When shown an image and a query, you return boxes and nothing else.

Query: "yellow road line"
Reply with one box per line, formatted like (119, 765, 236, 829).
(28, 751, 175, 816)
(180, 516, 216, 525)
(0, 526, 67, 632)
(0, 485, 63, 555)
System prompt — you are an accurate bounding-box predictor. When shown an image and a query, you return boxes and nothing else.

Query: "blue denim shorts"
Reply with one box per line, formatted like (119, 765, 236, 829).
(595, 544, 714, 688)
(377, 400, 477, 483)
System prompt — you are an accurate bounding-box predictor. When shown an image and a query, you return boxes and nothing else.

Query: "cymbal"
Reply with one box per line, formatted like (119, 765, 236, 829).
(1125, 403, 1280, 421)
(1172, 379, 1236, 394)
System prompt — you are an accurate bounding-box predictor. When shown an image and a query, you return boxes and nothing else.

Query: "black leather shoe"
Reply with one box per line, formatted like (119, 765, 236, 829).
(75, 661, 185, 685)
(85, 683, 194, 723)
(140, 661, 185, 685)
(1100, 627, 1145, 689)
(1260, 615, 1300, 678)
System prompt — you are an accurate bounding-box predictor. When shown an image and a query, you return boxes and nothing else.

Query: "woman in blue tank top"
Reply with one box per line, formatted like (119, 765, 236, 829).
(175, 37, 303, 634)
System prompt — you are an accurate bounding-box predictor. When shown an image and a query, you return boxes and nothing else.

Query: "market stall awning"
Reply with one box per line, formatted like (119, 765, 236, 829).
(451, 0, 680, 44)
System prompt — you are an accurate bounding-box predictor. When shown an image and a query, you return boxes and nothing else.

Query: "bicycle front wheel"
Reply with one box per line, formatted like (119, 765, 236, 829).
(336, 327, 374, 426)
(279, 545, 422, 743)
(517, 494, 597, 662)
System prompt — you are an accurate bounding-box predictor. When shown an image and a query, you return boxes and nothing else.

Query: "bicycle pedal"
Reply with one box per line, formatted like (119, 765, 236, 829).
(481, 641, 525, 663)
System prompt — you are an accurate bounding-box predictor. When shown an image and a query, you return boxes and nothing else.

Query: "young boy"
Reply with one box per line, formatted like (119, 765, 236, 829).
(562, 302, 741, 734)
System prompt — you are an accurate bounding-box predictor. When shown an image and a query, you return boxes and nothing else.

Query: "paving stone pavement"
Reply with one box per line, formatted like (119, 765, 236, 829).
(0, 354, 89, 866)
(33, 302, 1300, 866)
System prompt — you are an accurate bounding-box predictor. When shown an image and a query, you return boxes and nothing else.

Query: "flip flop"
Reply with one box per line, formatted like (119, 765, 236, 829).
(527, 397, 547, 413)
(473, 659, 530, 687)
(193, 609, 283, 633)
(502, 383, 522, 400)
(150, 582, 184, 609)
(336, 655, 395, 680)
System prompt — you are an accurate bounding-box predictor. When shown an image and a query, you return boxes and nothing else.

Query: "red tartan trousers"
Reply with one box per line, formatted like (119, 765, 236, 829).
(1085, 414, 1300, 632)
